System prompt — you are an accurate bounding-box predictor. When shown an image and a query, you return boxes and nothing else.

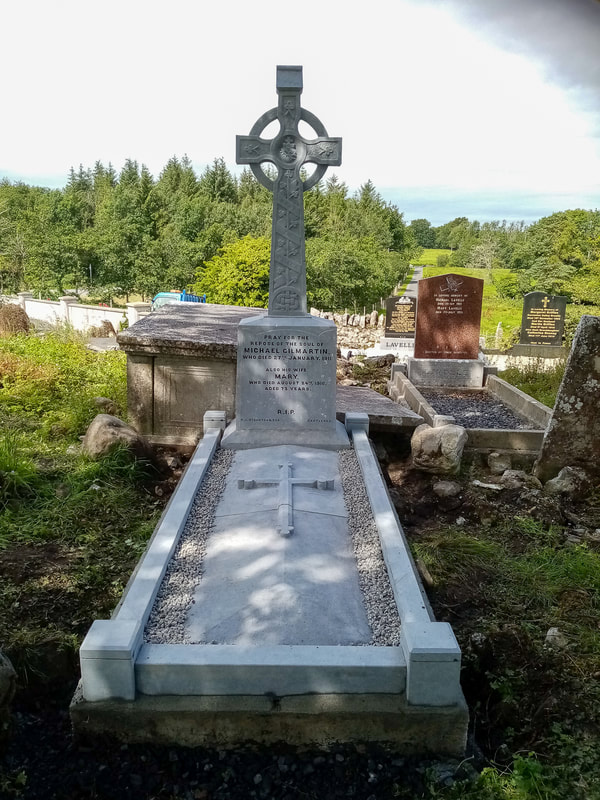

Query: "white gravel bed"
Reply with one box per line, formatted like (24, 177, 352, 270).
(339, 449, 402, 646)
(145, 446, 402, 646)
(144, 448, 234, 644)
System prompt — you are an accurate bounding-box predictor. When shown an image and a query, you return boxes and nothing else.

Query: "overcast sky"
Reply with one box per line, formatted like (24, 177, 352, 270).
(1, 0, 598, 225)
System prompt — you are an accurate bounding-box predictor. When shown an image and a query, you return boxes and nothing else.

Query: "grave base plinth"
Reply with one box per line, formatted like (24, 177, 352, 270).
(407, 358, 484, 388)
(221, 417, 350, 450)
(70, 686, 469, 755)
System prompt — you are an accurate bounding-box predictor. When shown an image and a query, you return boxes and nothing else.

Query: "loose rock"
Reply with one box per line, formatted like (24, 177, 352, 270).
(499, 470, 543, 490)
(81, 414, 154, 462)
(472, 480, 503, 491)
(411, 423, 468, 475)
(432, 481, 462, 498)
(545, 627, 568, 649)
(488, 451, 512, 475)
(543, 466, 591, 497)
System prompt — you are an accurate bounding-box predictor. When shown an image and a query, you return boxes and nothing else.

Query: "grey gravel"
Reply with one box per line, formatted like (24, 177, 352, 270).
(421, 389, 541, 430)
(339, 449, 402, 646)
(146, 446, 401, 646)
(144, 449, 234, 643)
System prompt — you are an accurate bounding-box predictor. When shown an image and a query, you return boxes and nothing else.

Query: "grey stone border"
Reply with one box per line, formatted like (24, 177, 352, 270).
(79, 412, 464, 710)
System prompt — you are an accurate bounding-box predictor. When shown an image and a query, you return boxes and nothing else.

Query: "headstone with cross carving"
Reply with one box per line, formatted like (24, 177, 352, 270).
(519, 291, 567, 347)
(222, 66, 349, 449)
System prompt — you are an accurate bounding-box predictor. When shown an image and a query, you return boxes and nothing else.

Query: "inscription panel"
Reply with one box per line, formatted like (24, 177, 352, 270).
(519, 292, 567, 346)
(414, 273, 483, 360)
(155, 359, 236, 433)
(236, 317, 337, 431)
(385, 296, 416, 338)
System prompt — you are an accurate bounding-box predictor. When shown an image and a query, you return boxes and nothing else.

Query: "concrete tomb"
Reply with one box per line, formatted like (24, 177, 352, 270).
(73, 66, 467, 753)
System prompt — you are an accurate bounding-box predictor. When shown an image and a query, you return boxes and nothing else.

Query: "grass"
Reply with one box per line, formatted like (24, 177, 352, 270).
(499, 361, 565, 408)
(412, 248, 451, 266)
(0, 328, 161, 668)
(410, 503, 600, 799)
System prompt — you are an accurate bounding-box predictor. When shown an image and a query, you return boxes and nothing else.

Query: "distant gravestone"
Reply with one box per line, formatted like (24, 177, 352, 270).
(534, 314, 600, 482)
(519, 292, 567, 346)
(413, 273, 484, 360)
(385, 296, 416, 338)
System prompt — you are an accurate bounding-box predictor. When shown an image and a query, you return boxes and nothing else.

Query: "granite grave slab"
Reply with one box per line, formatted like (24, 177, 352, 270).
(413, 273, 483, 360)
(519, 291, 567, 347)
(186, 446, 371, 646)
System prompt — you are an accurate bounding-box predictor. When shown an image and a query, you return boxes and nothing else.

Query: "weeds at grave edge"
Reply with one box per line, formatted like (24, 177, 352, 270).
(0, 330, 162, 689)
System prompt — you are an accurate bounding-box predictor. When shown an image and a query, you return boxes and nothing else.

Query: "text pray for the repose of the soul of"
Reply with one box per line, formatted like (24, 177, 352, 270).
(242, 336, 332, 360)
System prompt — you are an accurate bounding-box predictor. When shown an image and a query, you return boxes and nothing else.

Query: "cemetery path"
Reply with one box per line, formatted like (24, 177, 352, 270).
(402, 265, 423, 299)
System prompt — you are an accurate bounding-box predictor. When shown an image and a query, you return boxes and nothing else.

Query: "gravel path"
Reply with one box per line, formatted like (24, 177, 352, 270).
(145, 447, 401, 646)
(421, 389, 541, 430)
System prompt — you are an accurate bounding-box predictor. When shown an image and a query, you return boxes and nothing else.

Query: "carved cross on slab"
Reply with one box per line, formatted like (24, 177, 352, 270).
(238, 462, 334, 537)
(237, 65, 342, 317)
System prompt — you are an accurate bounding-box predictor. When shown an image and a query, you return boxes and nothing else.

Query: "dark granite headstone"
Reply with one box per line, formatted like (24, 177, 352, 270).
(519, 292, 567, 346)
(414, 273, 483, 360)
(385, 296, 416, 338)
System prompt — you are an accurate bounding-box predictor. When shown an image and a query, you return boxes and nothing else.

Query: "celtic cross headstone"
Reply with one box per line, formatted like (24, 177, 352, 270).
(237, 65, 341, 316)
(222, 66, 349, 450)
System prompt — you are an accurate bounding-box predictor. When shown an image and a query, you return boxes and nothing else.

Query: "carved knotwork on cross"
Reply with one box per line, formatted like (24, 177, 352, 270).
(237, 65, 342, 316)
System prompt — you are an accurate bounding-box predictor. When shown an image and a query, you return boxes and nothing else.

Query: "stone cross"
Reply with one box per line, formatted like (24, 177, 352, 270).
(237, 65, 342, 317)
(238, 462, 334, 537)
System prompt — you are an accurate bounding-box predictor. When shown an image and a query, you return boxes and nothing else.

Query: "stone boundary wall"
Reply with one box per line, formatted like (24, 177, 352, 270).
(1, 292, 152, 331)
(310, 307, 385, 329)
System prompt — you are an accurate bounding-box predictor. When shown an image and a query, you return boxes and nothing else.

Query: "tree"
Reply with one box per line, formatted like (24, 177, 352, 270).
(23, 191, 82, 294)
(409, 218, 436, 248)
(198, 158, 237, 203)
(510, 210, 600, 297)
(465, 239, 499, 273)
(193, 236, 270, 307)
(434, 217, 469, 249)
(306, 234, 402, 310)
(94, 161, 157, 299)
(448, 220, 479, 268)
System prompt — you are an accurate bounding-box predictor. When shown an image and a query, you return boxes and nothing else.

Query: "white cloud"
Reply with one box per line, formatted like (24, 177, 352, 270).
(0, 0, 598, 221)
